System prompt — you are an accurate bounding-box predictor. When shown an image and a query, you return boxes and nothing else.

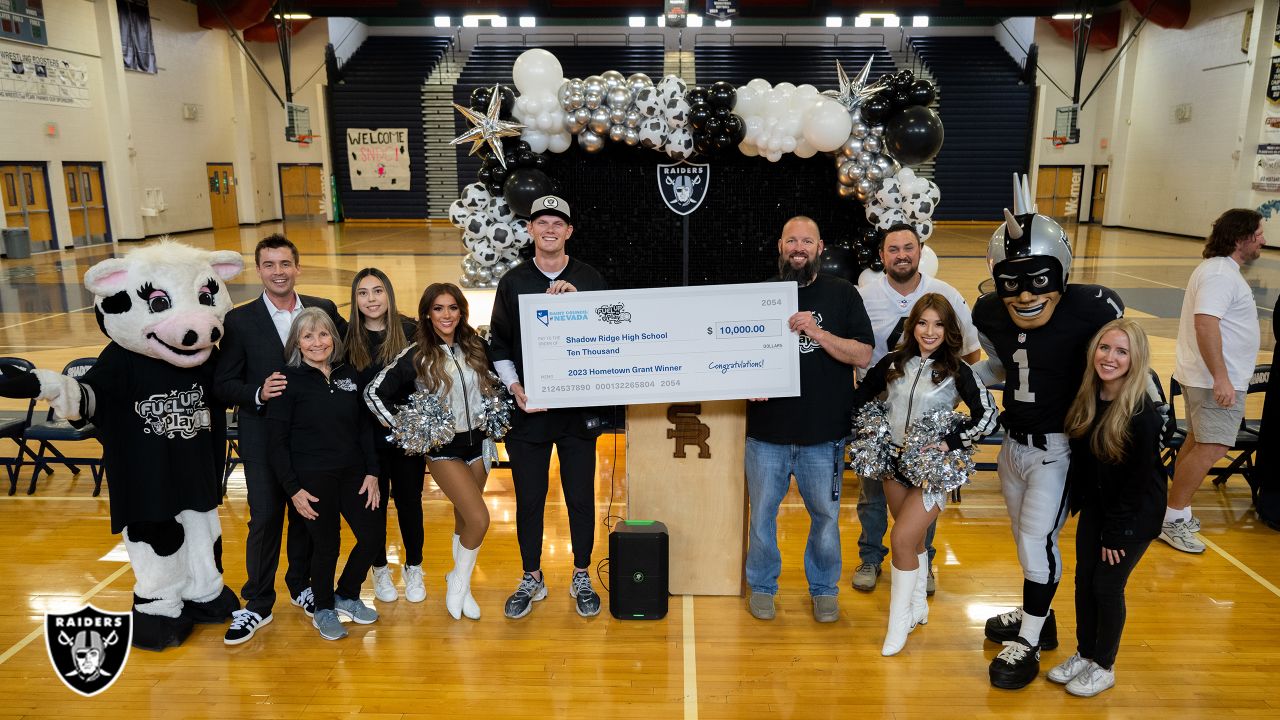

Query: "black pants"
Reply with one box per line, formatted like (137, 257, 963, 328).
(507, 434, 597, 572)
(299, 465, 383, 612)
(1074, 505, 1150, 670)
(373, 446, 426, 567)
(242, 459, 313, 617)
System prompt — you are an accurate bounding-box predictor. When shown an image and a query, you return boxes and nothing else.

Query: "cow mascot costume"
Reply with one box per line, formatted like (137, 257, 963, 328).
(971, 176, 1126, 690)
(0, 241, 243, 650)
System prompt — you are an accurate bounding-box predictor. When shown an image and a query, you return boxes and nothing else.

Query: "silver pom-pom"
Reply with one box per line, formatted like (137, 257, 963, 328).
(389, 390, 456, 455)
(850, 401, 894, 480)
(898, 410, 978, 511)
(479, 387, 514, 441)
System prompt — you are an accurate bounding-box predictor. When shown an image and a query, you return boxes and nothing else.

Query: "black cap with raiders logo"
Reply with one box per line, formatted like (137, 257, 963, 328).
(528, 195, 572, 223)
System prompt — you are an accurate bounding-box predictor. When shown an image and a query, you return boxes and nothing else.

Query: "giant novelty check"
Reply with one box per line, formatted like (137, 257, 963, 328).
(519, 282, 801, 409)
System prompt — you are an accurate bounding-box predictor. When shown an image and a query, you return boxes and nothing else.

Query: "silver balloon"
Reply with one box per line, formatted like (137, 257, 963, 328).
(584, 76, 605, 95)
(856, 178, 876, 195)
(459, 276, 476, 288)
(492, 261, 509, 279)
(608, 124, 626, 143)
(863, 135, 882, 154)
(624, 110, 642, 128)
(858, 151, 875, 166)
(476, 267, 493, 284)
(607, 87, 632, 110)
(564, 113, 587, 134)
(584, 90, 603, 110)
(609, 107, 626, 124)
(851, 122, 868, 139)
(627, 73, 653, 96)
(462, 256, 479, 273)
(574, 107, 591, 124)
(870, 124, 885, 137)
(623, 127, 640, 146)
(569, 78, 585, 94)
(565, 92, 585, 111)
(557, 82, 573, 108)
(850, 109, 863, 125)
(855, 188, 869, 202)
(579, 130, 605, 153)
(837, 183, 859, 198)
(837, 162, 860, 186)
(589, 108, 611, 135)
(601, 70, 626, 91)
(841, 137, 863, 158)
(866, 164, 884, 181)
(875, 155, 895, 173)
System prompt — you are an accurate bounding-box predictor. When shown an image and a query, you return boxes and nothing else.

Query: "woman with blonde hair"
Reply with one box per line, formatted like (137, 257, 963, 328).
(344, 268, 427, 604)
(365, 283, 501, 620)
(1054, 318, 1166, 696)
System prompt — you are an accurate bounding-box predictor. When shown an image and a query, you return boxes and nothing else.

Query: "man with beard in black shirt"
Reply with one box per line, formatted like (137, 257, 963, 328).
(745, 216, 874, 623)
(489, 195, 610, 620)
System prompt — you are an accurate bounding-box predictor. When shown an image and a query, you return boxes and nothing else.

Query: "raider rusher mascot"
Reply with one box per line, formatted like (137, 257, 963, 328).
(0, 241, 243, 650)
(972, 177, 1123, 689)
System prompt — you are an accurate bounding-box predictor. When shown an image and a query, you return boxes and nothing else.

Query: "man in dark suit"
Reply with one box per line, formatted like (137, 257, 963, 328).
(215, 234, 347, 645)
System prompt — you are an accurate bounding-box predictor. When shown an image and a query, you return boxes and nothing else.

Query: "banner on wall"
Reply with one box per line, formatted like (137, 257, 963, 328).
(0, 51, 89, 107)
(1252, 144, 1280, 192)
(347, 128, 410, 191)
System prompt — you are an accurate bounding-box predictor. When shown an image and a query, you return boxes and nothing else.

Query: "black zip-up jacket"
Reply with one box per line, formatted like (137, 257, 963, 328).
(266, 361, 379, 496)
(1068, 396, 1167, 546)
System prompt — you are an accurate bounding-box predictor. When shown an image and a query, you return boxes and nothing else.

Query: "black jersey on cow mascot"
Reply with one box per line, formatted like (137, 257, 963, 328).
(0, 241, 243, 650)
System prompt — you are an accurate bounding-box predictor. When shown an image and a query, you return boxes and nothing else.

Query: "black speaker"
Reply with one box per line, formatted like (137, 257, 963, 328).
(609, 520, 669, 620)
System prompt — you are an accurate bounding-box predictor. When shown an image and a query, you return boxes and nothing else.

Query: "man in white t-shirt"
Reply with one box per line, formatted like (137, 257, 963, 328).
(1164, 209, 1265, 553)
(851, 223, 982, 593)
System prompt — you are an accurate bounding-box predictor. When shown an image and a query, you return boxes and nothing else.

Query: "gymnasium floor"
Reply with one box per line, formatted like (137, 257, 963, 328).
(0, 219, 1274, 718)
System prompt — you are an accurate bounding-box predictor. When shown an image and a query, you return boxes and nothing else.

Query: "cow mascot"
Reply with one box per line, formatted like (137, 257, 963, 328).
(0, 240, 243, 650)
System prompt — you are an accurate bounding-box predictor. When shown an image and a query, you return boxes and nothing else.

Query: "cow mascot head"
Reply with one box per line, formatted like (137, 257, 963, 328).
(987, 174, 1073, 330)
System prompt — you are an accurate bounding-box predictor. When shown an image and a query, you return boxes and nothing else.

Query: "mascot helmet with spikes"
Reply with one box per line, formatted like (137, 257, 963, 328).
(987, 173, 1073, 287)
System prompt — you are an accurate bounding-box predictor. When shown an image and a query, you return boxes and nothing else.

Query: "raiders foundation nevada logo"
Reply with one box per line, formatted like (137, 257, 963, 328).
(666, 403, 711, 459)
(45, 605, 131, 697)
(657, 161, 709, 216)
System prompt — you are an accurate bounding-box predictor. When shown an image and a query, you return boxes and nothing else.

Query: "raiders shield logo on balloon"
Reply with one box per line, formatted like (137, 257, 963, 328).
(656, 160, 710, 216)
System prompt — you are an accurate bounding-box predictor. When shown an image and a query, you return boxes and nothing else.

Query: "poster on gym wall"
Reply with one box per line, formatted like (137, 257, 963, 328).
(0, 51, 88, 107)
(1253, 144, 1280, 192)
(347, 128, 410, 191)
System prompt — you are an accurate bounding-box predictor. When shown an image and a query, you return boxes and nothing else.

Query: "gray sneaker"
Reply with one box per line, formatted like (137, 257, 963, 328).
(748, 592, 775, 620)
(1159, 519, 1205, 554)
(312, 609, 347, 641)
(334, 594, 378, 624)
(812, 595, 838, 623)
(570, 571, 602, 618)
(851, 562, 881, 591)
(504, 572, 547, 619)
(926, 566, 936, 597)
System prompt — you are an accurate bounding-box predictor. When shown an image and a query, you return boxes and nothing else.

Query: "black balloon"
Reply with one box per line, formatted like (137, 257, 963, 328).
(689, 105, 711, 131)
(686, 86, 710, 106)
(862, 95, 893, 124)
(708, 81, 736, 110)
(907, 79, 936, 107)
(888, 87, 912, 110)
(884, 106, 945, 166)
(870, 258, 885, 272)
(724, 114, 746, 142)
(854, 244, 875, 268)
(498, 85, 516, 115)
(713, 106, 732, 121)
(860, 227, 881, 249)
(470, 86, 492, 110)
(820, 246, 859, 282)
(477, 166, 493, 184)
(503, 168, 554, 217)
(712, 132, 734, 150)
(704, 117, 723, 135)
(490, 165, 509, 186)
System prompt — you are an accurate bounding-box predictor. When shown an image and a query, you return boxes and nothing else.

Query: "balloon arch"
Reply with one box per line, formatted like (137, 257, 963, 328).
(448, 48, 946, 289)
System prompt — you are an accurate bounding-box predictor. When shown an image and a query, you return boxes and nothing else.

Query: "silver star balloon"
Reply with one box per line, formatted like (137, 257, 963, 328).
(822, 58, 885, 112)
(450, 84, 525, 168)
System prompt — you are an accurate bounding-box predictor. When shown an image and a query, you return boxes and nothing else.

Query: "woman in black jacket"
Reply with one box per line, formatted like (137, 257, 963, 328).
(344, 268, 426, 604)
(268, 308, 382, 641)
(1058, 318, 1166, 697)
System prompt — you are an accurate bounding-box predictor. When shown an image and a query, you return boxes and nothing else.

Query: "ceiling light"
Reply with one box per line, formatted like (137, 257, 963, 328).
(462, 15, 479, 27)
(885, 15, 900, 27)
(687, 14, 703, 27)
(629, 16, 646, 27)
(272, 13, 311, 20)
(913, 16, 929, 27)
(715, 19, 731, 27)
(854, 16, 872, 28)
(656, 15, 666, 27)
(434, 16, 451, 27)
(492, 16, 508, 27)
(826, 17, 842, 28)
(519, 16, 536, 27)
(1052, 13, 1093, 19)
(462, 14, 505, 27)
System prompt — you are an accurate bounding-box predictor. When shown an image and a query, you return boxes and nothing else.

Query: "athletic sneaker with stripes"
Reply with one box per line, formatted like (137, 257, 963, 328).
(571, 570, 601, 617)
(223, 608, 272, 645)
(984, 607, 1058, 649)
(504, 572, 547, 619)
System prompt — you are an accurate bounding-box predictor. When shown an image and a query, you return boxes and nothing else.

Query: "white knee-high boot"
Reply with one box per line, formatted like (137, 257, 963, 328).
(882, 566, 917, 656)
(446, 543, 481, 620)
(452, 533, 481, 619)
(911, 551, 930, 628)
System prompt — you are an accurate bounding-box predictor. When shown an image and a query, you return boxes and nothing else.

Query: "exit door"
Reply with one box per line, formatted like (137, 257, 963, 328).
(64, 163, 110, 246)
(278, 164, 324, 219)
(206, 163, 239, 229)
(1090, 166, 1109, 223)
(0, 163, 57, 252)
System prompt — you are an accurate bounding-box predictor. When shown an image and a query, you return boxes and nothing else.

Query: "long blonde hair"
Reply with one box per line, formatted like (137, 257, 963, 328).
(345, 268, 410, 371)
(1064, 318, 1151, 464)
(413, 283, 496, 397)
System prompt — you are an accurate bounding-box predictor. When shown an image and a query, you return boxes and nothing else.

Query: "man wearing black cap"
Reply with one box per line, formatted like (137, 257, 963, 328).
(489, 195, 610, 619)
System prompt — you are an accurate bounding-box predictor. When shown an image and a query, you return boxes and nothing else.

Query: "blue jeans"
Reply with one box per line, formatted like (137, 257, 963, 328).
(745, 437, 845, 597)
(856, 475, 937, 567)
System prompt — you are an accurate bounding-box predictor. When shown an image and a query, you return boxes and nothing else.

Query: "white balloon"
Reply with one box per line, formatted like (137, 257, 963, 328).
(523, 130, 549, 153)
(794, 138, 817, 159)
(512, 49, 564, 94)
(920, 244, 939, 277)
(898, 167, 917, 185)
(547, 131, 572, 153)
(524, 96, 543, 115)
(747, 77, 772, 92)
(536, 112, 553, 131)
(734, 85, 759, 116)
(773, 81, 796, 95)
(801, 97, 854, 153)
(858, 268, 885, 288)
(780, 135, 797, 153)
(739, 141, 759, 157)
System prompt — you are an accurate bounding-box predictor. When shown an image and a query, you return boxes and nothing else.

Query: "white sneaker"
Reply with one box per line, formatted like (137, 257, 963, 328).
(1048, 652, 1092, 684)
(1159, 519, 1205, 554)
(1187, 515, 1201, 533)
(403, 564, 426, 603)
(1065, 661, 1116, 697)
(372, 565, 398, 602)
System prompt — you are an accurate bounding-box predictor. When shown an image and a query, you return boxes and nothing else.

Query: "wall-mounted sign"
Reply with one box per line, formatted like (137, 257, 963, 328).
(347, 128, 410, 191)
(0, 0, 47, 47)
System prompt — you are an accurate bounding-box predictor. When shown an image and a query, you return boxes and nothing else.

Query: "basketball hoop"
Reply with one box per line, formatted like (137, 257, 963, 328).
(296, 134, 316, 147)
(1046, 135, 1068, 148)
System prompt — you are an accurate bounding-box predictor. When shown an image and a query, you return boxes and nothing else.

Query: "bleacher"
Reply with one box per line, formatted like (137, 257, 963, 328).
(693, 44, 896, 88)
(909, 36, 1033, 221)
(454, 44, 666, 190)
(330, 36, 453, 219)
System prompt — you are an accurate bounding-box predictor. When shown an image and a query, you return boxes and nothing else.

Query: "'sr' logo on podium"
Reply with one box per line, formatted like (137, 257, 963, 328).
(666, 403, 711, 459)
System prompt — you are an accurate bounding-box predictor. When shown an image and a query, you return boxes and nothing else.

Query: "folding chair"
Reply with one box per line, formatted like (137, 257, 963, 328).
(23, 358, 105, 496)
(0, 357, 45, 495)
(223, 408, 241, 496)
(1166, 364, 1268, 487)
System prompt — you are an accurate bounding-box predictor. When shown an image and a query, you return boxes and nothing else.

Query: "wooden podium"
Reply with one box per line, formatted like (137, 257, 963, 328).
(625, 400, 747, 595)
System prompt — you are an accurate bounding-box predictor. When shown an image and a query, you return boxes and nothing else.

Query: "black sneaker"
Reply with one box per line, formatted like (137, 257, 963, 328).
(223, 609, 272, 646)
(570, 571, 602, 618)
(291, 587, 315, 618)
(504, 572, 547, 619)
(984, 608, 1057, 650)
(989, 637, 1040, 689)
